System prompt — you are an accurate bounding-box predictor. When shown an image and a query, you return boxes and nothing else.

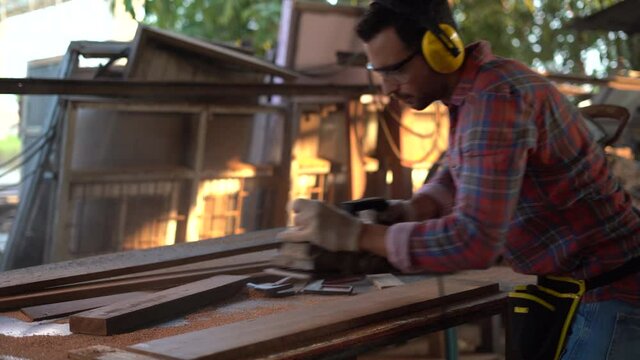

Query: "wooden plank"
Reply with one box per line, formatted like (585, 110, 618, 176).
(0, 262, 268, 311)
(0, 227, 282, 296)
(69, 345, 159, 360)
(21, 291, 149, 321)
(70, 275, 249, 336)
(266, 293, 507, 360)
(81, 250, 276, 283)
(128, 279, 499, 360)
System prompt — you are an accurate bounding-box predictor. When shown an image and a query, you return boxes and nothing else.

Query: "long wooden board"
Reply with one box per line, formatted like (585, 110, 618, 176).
(70, 275, 249, 336)
(69, 295, 507, 360)
(266, 293, 507, 360)
(0, 228, 282, 296)
(0, 262, 267, 311)
(21, 291, 150, 321)
(129, 278, 499, 359)
(83, 250, 276, 283)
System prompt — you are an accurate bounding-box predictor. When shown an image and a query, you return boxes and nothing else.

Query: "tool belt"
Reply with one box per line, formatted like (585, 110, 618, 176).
(507, 256, 640, 360)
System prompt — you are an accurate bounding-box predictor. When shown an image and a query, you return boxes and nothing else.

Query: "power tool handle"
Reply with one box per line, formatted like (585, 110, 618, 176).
(339, 197, 389, 216)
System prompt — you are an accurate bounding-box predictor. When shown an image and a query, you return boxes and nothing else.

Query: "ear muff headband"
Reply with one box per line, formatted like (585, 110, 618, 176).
(372, 0, 465, 73)
(422, 23, 464, 73)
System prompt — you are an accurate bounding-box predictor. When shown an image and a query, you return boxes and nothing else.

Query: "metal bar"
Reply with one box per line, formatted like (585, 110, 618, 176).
(444, 327, 459, 360)
(0, 78, 375, 98)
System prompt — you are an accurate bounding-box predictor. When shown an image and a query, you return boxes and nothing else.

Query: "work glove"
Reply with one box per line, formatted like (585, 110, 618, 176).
(375, 199, 416, 224)
(277, 198, 363, 252)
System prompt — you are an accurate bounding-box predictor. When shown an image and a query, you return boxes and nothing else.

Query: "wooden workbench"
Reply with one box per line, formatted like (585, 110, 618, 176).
(0, 267, 533, 360)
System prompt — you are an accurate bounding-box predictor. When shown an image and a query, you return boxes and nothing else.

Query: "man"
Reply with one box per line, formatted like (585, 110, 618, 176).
(278, 1, 640, 359)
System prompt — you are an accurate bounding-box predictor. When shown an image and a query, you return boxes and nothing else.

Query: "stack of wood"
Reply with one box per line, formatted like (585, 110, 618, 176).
(0, 228, 513, 359)
(0, 228, 281, 328)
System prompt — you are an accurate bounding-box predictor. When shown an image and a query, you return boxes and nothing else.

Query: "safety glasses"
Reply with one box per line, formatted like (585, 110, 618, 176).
(366, 49, 420, 83)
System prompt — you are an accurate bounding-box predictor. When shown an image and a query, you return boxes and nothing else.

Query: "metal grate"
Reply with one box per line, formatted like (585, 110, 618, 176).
(196, 178, 247, 239)
(68, 180, 181, 255)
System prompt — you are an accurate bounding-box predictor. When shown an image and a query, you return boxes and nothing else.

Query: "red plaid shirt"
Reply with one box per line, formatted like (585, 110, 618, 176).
(386, 41, 640, 304)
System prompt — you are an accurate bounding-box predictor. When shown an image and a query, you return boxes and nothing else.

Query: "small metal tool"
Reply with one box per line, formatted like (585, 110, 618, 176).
(302, 280, 353, 295)
(246, 277, 296, 297)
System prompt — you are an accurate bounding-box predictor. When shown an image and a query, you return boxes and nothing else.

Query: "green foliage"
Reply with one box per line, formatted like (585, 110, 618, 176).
(454, 0, 636, 75)
(120, 0, 281, 54)
(0, 135, 21, 165)
(116, 0, 369, 55)
(116, 0, 637, 74)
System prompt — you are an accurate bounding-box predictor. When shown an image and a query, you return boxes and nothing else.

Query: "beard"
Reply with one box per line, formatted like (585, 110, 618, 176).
(405, 94, 433, 110)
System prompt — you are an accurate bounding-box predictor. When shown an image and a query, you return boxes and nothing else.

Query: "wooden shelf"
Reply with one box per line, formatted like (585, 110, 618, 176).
(200, 165, 274, 179)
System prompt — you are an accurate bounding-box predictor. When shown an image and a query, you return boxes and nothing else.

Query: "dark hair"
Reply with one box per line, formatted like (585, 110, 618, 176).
(355, 0, 457, 50)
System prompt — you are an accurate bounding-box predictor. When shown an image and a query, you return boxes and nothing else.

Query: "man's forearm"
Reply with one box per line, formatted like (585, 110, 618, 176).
(359, 195, 440, 259)
(410, 193, 442, 220)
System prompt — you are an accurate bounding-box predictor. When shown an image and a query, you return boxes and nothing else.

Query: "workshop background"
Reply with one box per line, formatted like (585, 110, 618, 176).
(0, 0, 638, 359)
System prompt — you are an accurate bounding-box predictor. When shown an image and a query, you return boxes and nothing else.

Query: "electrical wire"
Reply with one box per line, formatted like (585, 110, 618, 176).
(377, 108, 443, 165)
(0, 169, 36, 193)
(0, 128, 56, 181)
(0, 127, 53, 170)
(350, 104, 370, 167)
(365, 68, 440, 139)
(384, 106, 438, 139)
(0, 138, 53, 181)
(366, 71, 444, 165)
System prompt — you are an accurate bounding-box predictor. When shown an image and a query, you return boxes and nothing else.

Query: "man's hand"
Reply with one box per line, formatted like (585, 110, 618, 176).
(277, 198, 362, 252)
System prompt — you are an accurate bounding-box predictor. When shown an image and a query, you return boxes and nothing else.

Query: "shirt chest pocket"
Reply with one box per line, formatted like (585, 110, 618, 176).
(446, 149, 462, 186)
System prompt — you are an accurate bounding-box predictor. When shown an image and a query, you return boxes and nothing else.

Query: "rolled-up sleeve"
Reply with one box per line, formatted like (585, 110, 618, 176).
(385, 91, 537, 273)
(415, 164, 455, 216)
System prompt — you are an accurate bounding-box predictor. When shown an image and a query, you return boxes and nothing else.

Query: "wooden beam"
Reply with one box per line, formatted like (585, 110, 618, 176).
(128, 26, 299, 81)
(78, 250, 276, 283)
(0, 262, 268, 311)
(21, 292, 149, 321)
(0, 228, 281, 296)
(68, 41, 131, 58)
(48, 103, 77, 262)
(75, 261, 270, 288)
(128, 279, 499, 360)
(70, 275, 249, 336)
(0, 78, 374, 98)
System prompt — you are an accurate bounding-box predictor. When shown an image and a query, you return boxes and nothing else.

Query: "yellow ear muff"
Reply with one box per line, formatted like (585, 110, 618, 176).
(421, 23, 465, 74)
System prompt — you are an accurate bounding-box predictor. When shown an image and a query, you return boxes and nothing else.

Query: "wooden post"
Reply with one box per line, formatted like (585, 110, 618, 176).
(345, 100, 355, 200)
(165, 182, 180, 246)
(182, 109, 208, 243)
(116, 195, 128, 249)
(48, 103, 77, 262)
(271, 105, 296, 227)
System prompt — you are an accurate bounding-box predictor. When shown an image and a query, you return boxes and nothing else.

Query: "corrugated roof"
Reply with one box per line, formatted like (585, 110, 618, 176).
(133, 26, 299, 80)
